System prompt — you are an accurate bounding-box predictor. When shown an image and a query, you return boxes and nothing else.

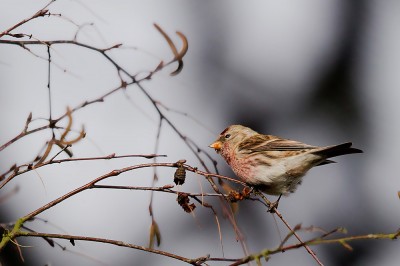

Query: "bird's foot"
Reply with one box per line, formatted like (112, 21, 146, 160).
(268, 201, 279, 213)
(268, 194, 282, 213)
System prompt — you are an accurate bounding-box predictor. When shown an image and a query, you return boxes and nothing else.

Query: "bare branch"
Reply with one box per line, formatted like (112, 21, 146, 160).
(0, 1, 53, 38)
(15, 231, 200, 265)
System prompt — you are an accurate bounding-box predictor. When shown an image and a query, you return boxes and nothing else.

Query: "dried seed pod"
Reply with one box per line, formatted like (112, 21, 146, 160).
(174, 159, 186, 185)
(177, 192, 196, 213)
(174, 166, 186, 185)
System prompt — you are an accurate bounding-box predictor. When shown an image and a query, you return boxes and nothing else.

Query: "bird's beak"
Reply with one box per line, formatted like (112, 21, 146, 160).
(209, 141, 222, 151)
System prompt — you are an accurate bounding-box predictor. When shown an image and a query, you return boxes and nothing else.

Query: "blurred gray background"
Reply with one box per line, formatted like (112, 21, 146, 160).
(1, 0, 399, 265)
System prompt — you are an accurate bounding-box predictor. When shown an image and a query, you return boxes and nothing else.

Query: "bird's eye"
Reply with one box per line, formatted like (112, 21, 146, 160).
(224, 134, 231, 139)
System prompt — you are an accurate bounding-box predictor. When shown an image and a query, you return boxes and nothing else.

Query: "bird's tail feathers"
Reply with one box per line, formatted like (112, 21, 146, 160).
(313, 142, 363, 158)
(316, 159, 336, 166)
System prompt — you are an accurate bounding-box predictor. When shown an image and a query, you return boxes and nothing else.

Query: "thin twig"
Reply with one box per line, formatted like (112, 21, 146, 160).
(15, 231, 200, 265)
(224, 229, 400, 266)
(255, 191, 324, 266)
(0, 1, 53, 38)
(0, 153, 166, 189)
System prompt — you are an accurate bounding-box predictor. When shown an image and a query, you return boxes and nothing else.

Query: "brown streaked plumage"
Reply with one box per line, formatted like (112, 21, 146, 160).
(209, 125, 362, 196)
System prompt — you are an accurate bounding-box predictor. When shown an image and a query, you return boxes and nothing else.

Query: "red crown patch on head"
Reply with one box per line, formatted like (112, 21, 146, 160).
(220, 127, 230, 135)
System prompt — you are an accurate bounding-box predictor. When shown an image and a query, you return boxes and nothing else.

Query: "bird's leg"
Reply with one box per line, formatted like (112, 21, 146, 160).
(268, 194, 282, 213)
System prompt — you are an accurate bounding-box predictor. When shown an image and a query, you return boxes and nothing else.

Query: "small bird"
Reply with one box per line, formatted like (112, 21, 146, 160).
(209, 125, 362, 198)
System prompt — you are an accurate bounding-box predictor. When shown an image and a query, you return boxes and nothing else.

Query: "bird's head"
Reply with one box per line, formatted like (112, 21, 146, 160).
(209, 125, 257, 154)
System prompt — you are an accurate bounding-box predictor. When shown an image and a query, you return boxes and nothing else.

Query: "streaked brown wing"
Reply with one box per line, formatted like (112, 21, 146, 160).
(238, 135, 316, 153)
(237, 135, 275, 152)
(260, 138, 317, 151)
